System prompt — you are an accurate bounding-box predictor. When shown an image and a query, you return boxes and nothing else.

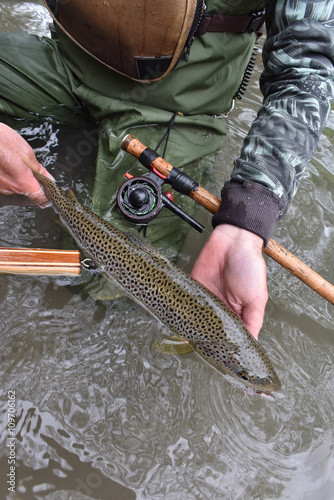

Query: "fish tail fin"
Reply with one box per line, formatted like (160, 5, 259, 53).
(33, 171, 44, 182)
(33, 172, 65, 205)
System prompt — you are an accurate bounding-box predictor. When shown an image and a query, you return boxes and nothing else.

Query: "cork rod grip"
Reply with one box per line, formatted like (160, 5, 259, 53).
(121, 134, 221, 213)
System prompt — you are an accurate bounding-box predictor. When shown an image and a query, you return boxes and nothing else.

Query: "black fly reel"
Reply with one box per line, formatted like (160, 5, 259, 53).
(117, 175, 163, 224)
(117, 171, 204, 232)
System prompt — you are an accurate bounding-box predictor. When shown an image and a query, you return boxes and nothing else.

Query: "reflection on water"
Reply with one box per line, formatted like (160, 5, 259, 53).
(0, 2, 334, 499)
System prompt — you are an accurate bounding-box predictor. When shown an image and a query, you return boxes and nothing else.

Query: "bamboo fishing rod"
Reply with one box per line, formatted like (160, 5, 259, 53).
(121, 134, 334, 305)
(0, 248, 81, 276)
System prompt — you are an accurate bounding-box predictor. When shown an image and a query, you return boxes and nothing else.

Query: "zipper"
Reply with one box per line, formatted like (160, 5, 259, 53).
(234, 36, 261, 101)
(184, 0, 206, 61)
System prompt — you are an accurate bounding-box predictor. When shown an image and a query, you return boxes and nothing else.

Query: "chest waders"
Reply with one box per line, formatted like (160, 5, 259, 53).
(0, 0, 264, 255)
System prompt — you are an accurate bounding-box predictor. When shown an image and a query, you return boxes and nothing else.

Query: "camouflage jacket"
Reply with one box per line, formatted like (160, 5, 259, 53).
(213, 0, 334, 244)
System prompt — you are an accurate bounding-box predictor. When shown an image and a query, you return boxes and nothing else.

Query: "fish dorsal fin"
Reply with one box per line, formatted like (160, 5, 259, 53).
(65, 188, 77, 202)
(123, 229, 171, 263)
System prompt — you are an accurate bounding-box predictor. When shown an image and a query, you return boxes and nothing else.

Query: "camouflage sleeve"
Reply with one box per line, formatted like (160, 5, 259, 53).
(213, 0, 334, 244)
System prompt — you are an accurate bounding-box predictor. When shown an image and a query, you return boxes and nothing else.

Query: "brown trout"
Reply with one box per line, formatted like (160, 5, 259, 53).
(35, 173, 281, 393)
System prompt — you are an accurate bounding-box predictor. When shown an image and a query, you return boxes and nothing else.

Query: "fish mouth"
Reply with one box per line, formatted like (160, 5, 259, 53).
(250, 376, 281, 393)
(234, 369, 281, 393)
(244, 388, 276, 399)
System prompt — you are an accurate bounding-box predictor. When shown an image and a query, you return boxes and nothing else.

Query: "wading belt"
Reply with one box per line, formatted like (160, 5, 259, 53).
(197, 11, 265, 36)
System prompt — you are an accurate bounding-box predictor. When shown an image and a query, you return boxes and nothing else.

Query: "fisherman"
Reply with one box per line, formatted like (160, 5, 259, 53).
(0, 0, 333, 340)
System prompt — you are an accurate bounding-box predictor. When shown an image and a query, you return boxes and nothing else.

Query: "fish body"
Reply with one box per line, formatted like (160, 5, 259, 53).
(35, 173, 281, 393)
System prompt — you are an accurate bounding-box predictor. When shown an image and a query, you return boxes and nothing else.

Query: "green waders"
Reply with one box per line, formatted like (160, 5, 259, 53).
(0, 2, 260, 255)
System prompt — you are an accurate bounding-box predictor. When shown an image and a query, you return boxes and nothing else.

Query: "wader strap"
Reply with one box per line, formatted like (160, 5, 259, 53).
(197, 10, 265, 36)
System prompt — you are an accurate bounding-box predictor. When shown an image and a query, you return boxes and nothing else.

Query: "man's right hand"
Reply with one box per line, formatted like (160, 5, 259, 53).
(191, 224, 268, 340)
(0, 123, 53, 204)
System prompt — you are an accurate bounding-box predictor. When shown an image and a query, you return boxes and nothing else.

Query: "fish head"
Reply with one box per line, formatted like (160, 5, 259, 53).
(194, 339, 281, 393)
(230, 365, 281, 393)
(221, 342, 281, 392)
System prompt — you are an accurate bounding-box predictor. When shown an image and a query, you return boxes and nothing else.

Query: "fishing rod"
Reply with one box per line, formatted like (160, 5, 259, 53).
(120, 134, 334, 305)
(1, 136, 333, 305)
(0, 247, 81, 275)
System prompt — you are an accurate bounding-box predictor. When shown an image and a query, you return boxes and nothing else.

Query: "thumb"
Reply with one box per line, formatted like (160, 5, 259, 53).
(22, 153, 54, 180)
(22, 154, 55, 204)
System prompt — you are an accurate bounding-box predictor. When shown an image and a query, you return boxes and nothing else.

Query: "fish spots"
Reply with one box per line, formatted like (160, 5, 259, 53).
(35, 174, 281, 393)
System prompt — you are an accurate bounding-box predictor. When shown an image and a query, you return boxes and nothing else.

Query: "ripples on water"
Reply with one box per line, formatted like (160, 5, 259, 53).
(0, 0, 51, 36)
(0, 2, 334, 499)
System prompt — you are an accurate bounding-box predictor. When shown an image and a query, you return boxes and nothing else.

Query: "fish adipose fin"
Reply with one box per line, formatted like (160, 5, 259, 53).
(65, 188, 78, 202)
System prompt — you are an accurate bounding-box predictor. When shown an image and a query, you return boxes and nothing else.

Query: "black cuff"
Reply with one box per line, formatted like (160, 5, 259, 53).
(212, 181, 285, 246)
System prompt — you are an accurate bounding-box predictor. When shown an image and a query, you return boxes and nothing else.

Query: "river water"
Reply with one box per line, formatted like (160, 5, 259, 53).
(0, 2, 333, 499)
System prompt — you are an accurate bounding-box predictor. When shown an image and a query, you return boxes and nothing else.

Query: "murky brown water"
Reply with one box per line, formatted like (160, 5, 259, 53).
(0, 2, 334, 499)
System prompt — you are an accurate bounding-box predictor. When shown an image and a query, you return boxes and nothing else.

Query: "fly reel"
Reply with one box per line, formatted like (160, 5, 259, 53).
(117, 175, 162, 224)
(117, 171, 204, 232)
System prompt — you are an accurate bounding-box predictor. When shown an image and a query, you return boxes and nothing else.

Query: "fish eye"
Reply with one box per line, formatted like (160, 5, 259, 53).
(239, 370, 255, 381)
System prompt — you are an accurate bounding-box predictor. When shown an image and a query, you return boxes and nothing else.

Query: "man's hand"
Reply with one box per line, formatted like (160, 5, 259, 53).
(191, 224, 268, 340)
(0, 123, 53, 203)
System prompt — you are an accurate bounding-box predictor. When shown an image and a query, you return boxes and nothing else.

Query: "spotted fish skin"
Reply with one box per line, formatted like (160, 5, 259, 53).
(35, 173, 281, 393)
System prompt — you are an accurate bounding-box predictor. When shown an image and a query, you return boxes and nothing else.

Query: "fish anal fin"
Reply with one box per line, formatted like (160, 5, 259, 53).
(86, 277, 124, 301)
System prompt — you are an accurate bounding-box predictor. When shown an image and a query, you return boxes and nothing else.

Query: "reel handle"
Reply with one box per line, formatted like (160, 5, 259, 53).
(161, 193, 204, 233)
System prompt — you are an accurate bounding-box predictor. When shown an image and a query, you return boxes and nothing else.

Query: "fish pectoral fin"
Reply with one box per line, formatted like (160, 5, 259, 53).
(85, 277, 124, 301)
(153, 335, 195, 355)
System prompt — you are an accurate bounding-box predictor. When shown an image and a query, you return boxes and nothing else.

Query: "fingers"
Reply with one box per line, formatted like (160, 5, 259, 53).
(0, 161, 51, 204)
(23, 184, 49, 205)
(0, 124, 54, 203)
(21, 153, 54, 180)
(240, 301, 267, 340)
(191, 224, 269, 340)
(20, 154, 55, 203)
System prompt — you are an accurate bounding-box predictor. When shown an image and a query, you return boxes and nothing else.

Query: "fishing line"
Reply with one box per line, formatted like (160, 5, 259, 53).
(155, 111, 178, 157)
(267, 274, 332, 328)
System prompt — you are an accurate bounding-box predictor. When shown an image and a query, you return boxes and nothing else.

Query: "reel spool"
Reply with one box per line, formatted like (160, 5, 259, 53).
(117, 175, 163, 224)
(117, 172, 204, 232)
